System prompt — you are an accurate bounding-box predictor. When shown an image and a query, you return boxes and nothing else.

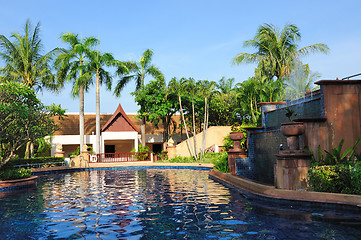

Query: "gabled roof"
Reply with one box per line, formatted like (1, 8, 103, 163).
(101, 104, 140, 133)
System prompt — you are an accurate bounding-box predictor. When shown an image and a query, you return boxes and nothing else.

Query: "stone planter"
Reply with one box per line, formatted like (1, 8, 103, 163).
(280, 122, 304, 150)
(0, 176, 38, 192)
(227, 131, 247, 175)
(229, 131, 244, 151)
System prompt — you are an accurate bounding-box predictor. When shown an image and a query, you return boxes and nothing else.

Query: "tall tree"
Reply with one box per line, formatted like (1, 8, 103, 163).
(0, 82, 65, 166)
(169, 77, 196, 159)
(87, 49, 127, 153)
(209, 77, 241, 126)
(197, 80, 216, 159)
(132, 78, 178, 149)
(0, 19, 60, 158)
(114, 49, 163, 146)
(55, 33, 98, 149)
(0, 20, 59, 91)
(233, 23, 329, 80)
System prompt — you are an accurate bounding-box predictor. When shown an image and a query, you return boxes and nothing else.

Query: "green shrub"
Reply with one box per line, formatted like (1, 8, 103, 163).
(308, 164, 361, 195)
(131, 144, 150, 161)
(212, 152, 229, 173)
(0, 168, 31, 181)
(69, 146, 95, 158)
(1, 157, 65, 170)
(165, 152, 229, 173)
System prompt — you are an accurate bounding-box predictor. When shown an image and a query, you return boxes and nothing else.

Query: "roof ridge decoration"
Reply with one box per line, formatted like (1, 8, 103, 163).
(101, 104, 140, 133)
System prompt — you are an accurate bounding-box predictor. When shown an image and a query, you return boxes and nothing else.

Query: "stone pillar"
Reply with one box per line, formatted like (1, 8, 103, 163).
(276, 122, 312, 190)
(227, 132, 247, 175)
(228, 149, 246, 175)
(275, 150, 312, 190)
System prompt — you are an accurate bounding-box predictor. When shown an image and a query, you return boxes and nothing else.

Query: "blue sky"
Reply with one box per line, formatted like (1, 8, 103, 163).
(1, 0, 361, 113)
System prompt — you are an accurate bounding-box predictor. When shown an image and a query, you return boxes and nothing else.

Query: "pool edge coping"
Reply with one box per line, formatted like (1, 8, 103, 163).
(31, 162, 214, 174)
(209, 169, 361, 208)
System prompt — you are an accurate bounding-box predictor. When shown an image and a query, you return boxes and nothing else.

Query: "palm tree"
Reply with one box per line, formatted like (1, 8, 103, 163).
(233, 23, 329, 80)
(0, 20, 59, 91)
(216, 77, 236, 95)
(169, 77, 196, 159)
(87, 49, 127, 153)
(197, 80, 216, 159)
(55, 33, 98, 149)
(114, 49, 163, 145)
(184, 78, 200, 159)
(0, 19, 60, 158)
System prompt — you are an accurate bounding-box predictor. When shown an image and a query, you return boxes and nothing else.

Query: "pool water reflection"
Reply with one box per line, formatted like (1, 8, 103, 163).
(0, 169, 361, 239)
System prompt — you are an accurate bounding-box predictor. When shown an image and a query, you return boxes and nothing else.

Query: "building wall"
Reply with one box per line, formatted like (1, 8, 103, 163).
(167, 126, 231, 158)
(322, 82, 361, 154)
(104, 140, 134, 153)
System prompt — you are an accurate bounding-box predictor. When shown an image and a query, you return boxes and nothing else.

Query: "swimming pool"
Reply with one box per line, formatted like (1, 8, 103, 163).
(0, 168, 361, 239)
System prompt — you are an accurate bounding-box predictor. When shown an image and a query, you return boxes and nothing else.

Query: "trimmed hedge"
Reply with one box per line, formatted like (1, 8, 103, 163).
(0, 168, 31, 181)
(308, 163, 361, 195)
(161, 152, 230, 173)
(1, 157, 65, 170)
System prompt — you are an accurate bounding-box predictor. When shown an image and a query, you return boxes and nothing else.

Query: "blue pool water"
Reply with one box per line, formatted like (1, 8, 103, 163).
(0, 168, 361, 239)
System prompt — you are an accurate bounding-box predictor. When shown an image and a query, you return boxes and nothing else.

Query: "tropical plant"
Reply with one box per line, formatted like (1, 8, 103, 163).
(132, 78, 178, 146)
(209, 77, 242, 126)
(233, 23, 329, 80)
(197, 80, 216, 159)
(87, 49, 126, 153)
(0, 19, 59, 91)
(0, 82, 65, 166)
(55, 33, 98, 149)
(0, 20, 61, 158)
(114, 49, 164, 145)
(168, 77, 196, 159)
(284, 107, 296, 122)
(313, 136, 361, 165)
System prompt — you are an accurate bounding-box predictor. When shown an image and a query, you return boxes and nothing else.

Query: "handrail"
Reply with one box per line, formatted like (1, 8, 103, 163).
(96, 152, 151, 163)
(14, 162, 65, 169)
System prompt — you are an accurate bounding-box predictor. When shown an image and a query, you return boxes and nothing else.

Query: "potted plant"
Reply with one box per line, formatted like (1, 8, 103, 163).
(280, 107, 304, 150)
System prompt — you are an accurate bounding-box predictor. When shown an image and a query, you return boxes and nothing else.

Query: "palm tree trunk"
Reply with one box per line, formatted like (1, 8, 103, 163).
(200, 97, 208, 159)
(79, 84, 84, 150)
(141, 117, 146, 146)
(96, 73, 100, 154)
(179, 95, 196, 159)
(192, 100, 198, 158)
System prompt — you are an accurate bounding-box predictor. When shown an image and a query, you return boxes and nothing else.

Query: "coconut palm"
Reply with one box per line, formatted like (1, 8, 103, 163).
(55, 33, 98, 149)
(87, 49, 128, 153)
(197, 80, 216, 159)
(0, 20, 59, 91)
(0, 20, 60, 158)
(168, 77, 196, 159)
(114, 49, 163, 145)
(233, 23, 329, 80)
